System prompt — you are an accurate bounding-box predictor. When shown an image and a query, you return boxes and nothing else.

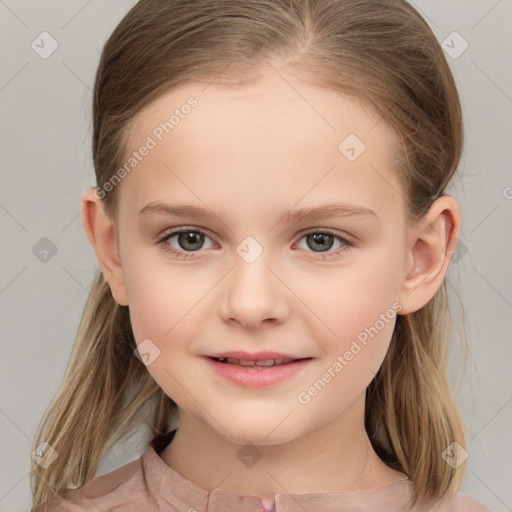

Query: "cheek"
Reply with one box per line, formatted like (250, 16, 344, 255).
(300, 248, 402, 376)
(123, 256, 206, 404)
(122, 251, 205, 343)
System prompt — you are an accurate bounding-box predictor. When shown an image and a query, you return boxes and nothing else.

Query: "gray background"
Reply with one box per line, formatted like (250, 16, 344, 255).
(1, 1, 511, 511)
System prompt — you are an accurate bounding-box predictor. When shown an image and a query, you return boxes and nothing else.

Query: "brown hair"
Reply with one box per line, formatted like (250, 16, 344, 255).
(31, 1, 468, 510)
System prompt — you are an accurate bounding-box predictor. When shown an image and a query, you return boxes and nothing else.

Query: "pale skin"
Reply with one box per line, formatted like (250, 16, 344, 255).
(81, 62, 460, 510)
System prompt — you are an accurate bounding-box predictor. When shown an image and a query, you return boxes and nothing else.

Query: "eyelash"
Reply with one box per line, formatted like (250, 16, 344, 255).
(156, 227, 355, 261)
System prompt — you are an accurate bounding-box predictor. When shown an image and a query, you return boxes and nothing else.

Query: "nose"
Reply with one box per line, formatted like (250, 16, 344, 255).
(219, 248, 289, 329)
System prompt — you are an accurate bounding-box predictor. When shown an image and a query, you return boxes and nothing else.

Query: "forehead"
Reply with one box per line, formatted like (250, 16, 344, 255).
(126, 68, 398, 150)
(119, 66, 404, 220)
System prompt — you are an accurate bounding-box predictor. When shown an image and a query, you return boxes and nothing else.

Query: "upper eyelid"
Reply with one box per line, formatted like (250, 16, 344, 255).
(159, 226, 216, 243)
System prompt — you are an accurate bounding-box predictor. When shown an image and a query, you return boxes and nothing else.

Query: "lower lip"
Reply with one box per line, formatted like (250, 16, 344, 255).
(203, 357, 313, 388)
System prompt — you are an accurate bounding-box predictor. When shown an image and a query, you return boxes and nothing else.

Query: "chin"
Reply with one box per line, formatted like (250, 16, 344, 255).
(215, 423, 301, 448)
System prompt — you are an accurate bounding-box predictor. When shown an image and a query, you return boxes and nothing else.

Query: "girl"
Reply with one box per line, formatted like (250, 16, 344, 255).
(31, 1, 493, 511)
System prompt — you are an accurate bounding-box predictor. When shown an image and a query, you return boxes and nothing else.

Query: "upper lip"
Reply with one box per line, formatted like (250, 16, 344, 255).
(204, 351, 311, 361)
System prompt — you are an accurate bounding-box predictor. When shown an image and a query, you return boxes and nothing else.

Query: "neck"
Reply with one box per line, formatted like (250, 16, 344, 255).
(159, 393, 405, 508)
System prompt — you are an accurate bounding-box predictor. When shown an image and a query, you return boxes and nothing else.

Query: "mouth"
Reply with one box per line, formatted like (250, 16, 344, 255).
(207, 356, 312, 368)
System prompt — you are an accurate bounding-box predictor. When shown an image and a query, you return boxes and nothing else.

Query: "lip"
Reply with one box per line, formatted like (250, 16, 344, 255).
(203, 355, 313, 388)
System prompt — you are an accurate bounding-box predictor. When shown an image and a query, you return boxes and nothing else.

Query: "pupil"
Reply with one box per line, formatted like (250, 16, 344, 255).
(179, 232, 204, 251)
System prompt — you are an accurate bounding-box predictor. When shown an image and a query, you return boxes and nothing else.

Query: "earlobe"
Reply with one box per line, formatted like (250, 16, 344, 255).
(397, 196, 460, 315)
(81, 187, 129, 306)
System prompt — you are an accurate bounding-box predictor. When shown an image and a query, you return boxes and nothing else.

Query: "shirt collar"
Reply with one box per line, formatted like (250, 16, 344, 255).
(142, 430, 416, 512)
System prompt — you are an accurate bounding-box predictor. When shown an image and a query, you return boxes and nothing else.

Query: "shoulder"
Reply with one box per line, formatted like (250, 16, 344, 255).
(446, 492, 494, 512)
(39, 454, 155, 512)
(419, 492, 495, 512)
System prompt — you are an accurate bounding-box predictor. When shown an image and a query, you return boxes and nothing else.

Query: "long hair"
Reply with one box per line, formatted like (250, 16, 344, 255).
(31, 1, 468, 510)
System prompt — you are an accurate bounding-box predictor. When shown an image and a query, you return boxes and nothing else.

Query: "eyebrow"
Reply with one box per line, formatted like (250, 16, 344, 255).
(139, 201, 377, 224)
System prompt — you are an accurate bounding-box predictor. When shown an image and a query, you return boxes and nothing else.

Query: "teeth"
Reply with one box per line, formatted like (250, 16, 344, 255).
(255, 359, 276, 367)
(215, 357, 296, 367)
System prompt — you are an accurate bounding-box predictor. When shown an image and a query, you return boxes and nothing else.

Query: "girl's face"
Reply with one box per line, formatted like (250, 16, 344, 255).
(108, 68, 418, 444)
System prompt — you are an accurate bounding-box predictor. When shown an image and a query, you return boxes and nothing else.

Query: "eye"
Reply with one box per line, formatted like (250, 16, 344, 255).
(157, 227, 215, 259)
(157, 227, 354, 261)
(295, 230, 354, 260)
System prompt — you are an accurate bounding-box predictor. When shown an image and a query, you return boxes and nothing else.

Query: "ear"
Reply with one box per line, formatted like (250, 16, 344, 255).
(81, 187, 129, 306)
(397, 195, 460, 315)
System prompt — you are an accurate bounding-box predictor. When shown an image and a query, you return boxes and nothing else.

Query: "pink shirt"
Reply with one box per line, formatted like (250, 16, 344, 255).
(43, 432, 493, 512)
